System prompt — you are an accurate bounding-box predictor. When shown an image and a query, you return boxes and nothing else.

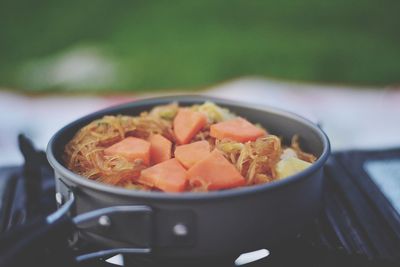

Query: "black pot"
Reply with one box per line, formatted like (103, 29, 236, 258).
(46, 95, 330, 262)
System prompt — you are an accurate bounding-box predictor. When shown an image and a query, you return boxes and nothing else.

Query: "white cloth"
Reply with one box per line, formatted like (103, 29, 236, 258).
(1, 78, 399, 166)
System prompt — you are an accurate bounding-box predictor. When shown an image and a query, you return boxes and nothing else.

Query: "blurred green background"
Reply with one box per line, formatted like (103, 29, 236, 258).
(1, 0, 399, 92)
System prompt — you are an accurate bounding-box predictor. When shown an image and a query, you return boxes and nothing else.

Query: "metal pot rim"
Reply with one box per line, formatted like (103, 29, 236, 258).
(46, 94, 330, 201)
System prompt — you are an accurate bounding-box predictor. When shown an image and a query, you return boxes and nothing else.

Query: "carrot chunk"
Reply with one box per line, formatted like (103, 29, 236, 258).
(173, 108, 207, 144)
(104, 137, 150, 165)
(139, 159, 188, 192)
(210, 117, 266, 143)
(148, 134, 172, 164)
(175, 140, 210, 169)
(187, 150, 246, 190)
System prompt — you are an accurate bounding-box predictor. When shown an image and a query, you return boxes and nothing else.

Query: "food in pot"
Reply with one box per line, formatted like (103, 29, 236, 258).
(64, 102, 316, 192)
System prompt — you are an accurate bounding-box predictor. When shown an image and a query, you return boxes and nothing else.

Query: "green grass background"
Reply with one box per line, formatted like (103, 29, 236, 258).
(1, 0, 399, 92)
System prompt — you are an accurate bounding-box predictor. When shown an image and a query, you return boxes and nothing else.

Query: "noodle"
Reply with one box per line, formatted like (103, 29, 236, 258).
(64, 102, 316, 192)
(64, 114, 172, 185)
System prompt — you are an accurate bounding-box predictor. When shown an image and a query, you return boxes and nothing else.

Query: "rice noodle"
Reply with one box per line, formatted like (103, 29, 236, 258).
(64, 113, 173, 186)
(64, 103, 316, 191)
(216, 135, 282, 185)
(290, 135, 317, 163)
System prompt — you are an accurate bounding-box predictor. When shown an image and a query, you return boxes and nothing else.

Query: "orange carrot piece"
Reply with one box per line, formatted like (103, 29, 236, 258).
(210, 117, 266, 143)
(175, 140, 210, 169)
(148, 134, 172, 164)
(173, 108, 207, 144)
(104, 137, 150, 165)
(187, 150, 246, 190)
(139, 159, 188, 192)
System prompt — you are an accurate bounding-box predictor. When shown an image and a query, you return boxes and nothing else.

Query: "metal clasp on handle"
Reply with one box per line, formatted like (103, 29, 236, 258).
(73, 205, 153, 262)
(46, 191, 153, 262)
(46, 191, 75, 224)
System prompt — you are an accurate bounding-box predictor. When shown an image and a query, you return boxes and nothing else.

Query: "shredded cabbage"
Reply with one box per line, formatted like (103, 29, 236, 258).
(191, 101, 235, 123)
(149, 102, 178, 120)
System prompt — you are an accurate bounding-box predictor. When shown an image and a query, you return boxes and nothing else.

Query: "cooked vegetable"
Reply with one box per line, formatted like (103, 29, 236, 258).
(148, 134, 172, 164)
(174, 140, 210, 169)
(210, 118, 266, 143)
(187, 150, 246, 190)
(64, 101, 317, 192)
(104, 137, 151, 165)
(191, 101, 235, 123)
(276, 157, 312, 179)
(150, 102, 179, 120)
(138, 158, 187, 192)
(173, 108, 207, 144)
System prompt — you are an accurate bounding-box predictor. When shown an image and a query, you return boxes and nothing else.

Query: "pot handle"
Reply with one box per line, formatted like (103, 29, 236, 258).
(0, 197, 76, 267)
(72, 205, 153, 262)
(0, 191, 153, 267)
